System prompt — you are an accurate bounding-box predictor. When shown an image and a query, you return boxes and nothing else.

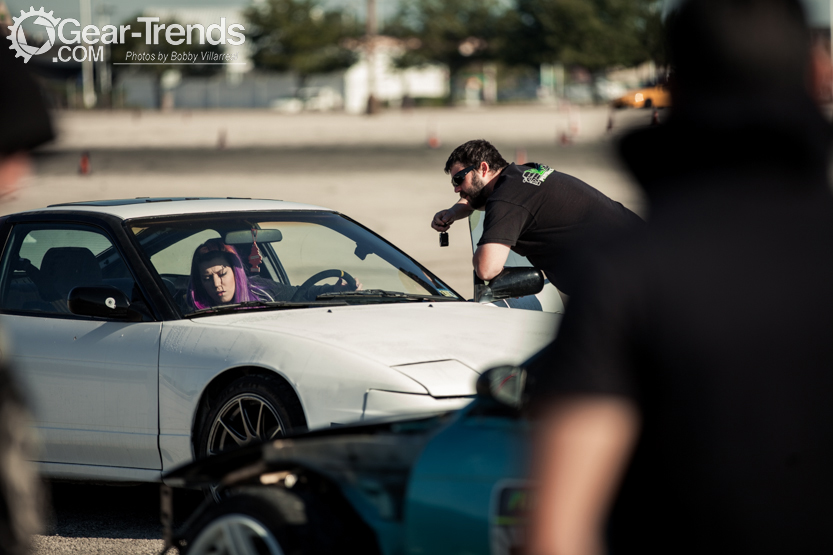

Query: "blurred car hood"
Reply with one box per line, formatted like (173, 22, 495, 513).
(199, 302, 559, 371)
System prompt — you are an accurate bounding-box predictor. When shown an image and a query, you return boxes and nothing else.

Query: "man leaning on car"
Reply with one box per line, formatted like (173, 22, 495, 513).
(431, 139, 644, 296)
(0, 44, 54, 555)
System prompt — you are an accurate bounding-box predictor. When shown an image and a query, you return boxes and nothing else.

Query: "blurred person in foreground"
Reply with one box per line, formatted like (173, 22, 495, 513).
(0, 44, 54, 554)
(431, 140, 643, 295)
(526, 0, 833, 553)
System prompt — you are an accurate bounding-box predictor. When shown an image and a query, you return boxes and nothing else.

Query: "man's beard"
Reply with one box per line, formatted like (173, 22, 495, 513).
(466, 172, 489, 209)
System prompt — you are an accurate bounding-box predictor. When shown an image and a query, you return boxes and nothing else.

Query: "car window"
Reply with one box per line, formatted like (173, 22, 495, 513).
(129, 211, 462, 315)
(267, 221, 433, 295)
(151, 229, 219, 275)
(0, 223, 138, 315)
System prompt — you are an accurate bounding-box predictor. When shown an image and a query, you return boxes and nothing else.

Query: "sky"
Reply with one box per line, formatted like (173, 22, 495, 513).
(4, 0, 400, 29)
(5, 0, 831, 37)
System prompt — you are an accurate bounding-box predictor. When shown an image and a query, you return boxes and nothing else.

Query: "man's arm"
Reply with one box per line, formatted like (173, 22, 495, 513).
(528, 397, 639, 555)
(431, 199, 475, 232)
(473, 242, 511, 280)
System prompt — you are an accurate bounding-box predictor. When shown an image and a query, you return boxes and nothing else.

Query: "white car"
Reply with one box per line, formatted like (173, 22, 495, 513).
(0, 198, 558, 483)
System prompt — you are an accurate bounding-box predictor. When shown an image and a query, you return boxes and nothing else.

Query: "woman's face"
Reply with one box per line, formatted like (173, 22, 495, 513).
(199, 255, 236, 304)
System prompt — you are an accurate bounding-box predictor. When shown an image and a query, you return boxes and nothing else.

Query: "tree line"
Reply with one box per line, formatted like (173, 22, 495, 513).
(246, 0, 665, 97)
(114, 0, 665, 101)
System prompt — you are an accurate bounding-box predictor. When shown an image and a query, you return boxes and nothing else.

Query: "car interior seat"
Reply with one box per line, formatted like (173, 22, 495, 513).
(33, 247, 103, 313)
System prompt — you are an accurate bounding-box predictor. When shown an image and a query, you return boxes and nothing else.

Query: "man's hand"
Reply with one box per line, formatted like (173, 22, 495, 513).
(431, 199, 474, 232)
(431, 209, 455, 232)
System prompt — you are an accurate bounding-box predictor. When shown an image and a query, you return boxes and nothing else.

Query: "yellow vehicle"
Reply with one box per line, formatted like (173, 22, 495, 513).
(612, 84, 671, 109)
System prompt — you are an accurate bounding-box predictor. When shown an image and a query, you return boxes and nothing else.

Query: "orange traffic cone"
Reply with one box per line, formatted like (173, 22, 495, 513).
(515, 148, 527, 165)
(651, 109, 660, 126)
(427, 131, 441, 149)
(427, 120, 441, 148)
(79, 151, 90, 175)
(569, 112, 581, 137)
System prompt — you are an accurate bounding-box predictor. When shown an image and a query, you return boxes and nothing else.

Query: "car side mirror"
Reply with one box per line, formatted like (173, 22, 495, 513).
(474, 267, 544, 304)
(476, 365, 527, 408)
(68, 286, 144, 322)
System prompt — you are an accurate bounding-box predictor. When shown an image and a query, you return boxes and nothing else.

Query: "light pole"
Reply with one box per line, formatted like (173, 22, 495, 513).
(96, 3, 113, 107)
(366, 0, 378, 114)
(80, 0, 96, 108)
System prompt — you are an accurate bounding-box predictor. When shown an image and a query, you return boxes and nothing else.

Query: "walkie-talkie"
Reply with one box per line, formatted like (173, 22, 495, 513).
(439, 231, 449, 247)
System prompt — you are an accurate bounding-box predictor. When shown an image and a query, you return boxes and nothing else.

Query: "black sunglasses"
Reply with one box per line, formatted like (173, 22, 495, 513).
(451, 165, 477, 187)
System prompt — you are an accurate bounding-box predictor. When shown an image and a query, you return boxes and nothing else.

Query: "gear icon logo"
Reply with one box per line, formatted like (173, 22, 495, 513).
(7, 7, 61, 63)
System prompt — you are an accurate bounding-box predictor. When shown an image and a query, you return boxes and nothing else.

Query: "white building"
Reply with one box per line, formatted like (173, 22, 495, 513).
(121, 8, 447, 112)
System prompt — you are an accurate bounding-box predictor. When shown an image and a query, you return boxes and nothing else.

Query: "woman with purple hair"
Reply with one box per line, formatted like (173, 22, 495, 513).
(187, 238, 358, 310)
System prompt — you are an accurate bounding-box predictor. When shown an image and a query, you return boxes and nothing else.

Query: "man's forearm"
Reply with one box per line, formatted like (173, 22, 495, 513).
(473, 243, 512, 280)
(448, 199, 474, 222)
(529, 398, 639, 555)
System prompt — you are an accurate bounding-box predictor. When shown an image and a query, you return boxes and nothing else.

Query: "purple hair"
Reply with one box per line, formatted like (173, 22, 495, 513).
(187, 239, 256, 310)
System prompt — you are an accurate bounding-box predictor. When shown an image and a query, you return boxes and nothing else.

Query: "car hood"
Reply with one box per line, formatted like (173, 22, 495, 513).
(196, 302, 559, 388)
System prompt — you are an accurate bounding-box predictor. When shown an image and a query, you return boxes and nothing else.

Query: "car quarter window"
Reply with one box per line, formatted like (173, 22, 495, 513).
(0, 223, 139, 315)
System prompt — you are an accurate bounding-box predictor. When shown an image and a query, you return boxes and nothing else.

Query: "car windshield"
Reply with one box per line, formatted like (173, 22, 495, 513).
(128, 210, 462, 316)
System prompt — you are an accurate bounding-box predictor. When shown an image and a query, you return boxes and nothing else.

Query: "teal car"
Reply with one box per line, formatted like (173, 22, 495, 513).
(161, 366, 531, 555)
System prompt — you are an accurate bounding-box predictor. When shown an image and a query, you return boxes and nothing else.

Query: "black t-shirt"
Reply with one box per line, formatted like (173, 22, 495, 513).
(478, 163, 643, 293)
(527, 177, 833, 553)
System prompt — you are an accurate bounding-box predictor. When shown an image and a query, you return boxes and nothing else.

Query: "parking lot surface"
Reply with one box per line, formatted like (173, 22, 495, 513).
(9, 104, 650, 553)
(8, 105, 647, 298)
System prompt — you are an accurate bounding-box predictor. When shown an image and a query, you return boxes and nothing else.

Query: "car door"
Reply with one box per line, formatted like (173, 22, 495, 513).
(468, 211, 564, 312)
(0, 222, 161, 470)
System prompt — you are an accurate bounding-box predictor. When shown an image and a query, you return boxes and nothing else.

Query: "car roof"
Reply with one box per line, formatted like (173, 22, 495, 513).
(17, 198, 330, 220)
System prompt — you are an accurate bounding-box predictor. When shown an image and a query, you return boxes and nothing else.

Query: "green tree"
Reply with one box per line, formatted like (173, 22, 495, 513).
(244, 0, 360, 92)
(385, 0, 509, 104)
(503, 0, 665, 71)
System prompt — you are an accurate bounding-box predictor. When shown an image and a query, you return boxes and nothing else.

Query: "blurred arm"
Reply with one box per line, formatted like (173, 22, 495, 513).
(528, 397, 639, 555)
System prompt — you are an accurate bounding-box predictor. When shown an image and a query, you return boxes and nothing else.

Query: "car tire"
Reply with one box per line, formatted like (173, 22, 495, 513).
(181, 486, 380, 555)
(196, 375, 306, 460)
(181, 489, 298, 555)
(644, 98, 653, 109)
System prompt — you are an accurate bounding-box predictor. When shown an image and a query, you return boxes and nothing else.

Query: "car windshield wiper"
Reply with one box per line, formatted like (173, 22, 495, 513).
(187, 300, 348, 318)
(315, 289, 459, 301)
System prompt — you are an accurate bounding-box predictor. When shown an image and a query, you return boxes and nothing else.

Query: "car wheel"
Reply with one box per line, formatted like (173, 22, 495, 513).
(181, 486, 380, 555)
(182, 489, 297, 555)
(196, 375, 305, 459)
(644, 98, 653, 109)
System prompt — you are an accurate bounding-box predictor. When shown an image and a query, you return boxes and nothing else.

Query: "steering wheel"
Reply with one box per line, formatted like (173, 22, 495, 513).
(291, 269, 357, 302)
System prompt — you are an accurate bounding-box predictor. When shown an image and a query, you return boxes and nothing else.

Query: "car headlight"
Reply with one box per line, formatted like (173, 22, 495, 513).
(392, 359, 480, 397)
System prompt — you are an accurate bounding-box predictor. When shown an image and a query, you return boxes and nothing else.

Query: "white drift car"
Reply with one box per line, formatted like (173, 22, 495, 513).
(0, 198, 558, 482)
